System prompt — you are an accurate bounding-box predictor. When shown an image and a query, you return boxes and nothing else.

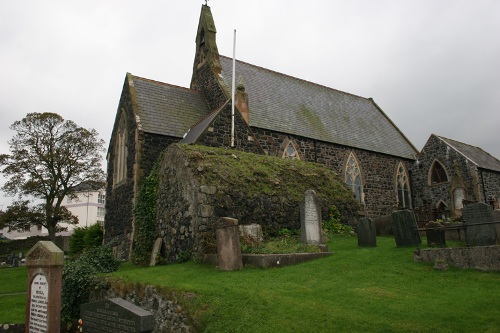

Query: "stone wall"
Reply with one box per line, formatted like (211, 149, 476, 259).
(253, 128, 413, 218)
(414, 245, 500, 272)
(481, 169, 500, 208)
(411, 135, 482, 217)
(90, 284, 194, 333)
(196, 104, 263, 154)
(155, 144, 359, 263)
(192, 62, 228, 112)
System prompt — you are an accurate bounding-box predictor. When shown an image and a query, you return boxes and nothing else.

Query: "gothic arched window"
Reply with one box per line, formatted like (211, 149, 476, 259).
(282, 141, 299, 160)
(430, 160, 448, 184)
(345, 153, 363, 204)
(396, 162, 411, 208)
(113, 112, 127, 186)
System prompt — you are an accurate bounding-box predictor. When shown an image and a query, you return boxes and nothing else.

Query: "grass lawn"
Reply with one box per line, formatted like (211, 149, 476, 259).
(110, 236, 500, 333)
(0, 266, 27, 324)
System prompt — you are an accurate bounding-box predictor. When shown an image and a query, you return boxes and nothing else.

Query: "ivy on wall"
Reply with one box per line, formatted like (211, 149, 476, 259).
(132, 161, 159, 265)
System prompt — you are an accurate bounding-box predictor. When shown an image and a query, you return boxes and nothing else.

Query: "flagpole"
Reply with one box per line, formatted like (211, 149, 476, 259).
(231, 29, 236, 147)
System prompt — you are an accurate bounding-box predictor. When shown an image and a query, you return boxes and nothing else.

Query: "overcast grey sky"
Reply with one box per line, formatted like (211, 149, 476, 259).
(1, 0, 499, 207)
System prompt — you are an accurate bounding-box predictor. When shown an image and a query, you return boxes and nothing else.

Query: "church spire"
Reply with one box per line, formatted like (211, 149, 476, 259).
(191, 4, 222, 90)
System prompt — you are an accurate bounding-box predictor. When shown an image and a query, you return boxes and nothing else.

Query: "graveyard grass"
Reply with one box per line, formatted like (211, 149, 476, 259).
(0, 266, 27, 324)
(111, 236, 500, 333)
(1, 237, 500, 332)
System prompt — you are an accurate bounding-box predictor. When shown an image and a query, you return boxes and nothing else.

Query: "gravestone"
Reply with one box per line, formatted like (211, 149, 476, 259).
(149, 238, 163, 267)
(300, 190, 322, 245)
(239, 223, 263, 246)
(425, 221, 446, 247)
(493, 210, 500, 245)
(463, 203, 496, 246)
(80, 298, 154, 333)
(215, 217, 243, 271)
(357, 218, 376, 247)
(390, 210, 421, 247)
(25, 241, 64, 333)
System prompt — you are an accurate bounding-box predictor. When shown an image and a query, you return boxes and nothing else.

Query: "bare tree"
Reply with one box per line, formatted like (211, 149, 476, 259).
(0, 113, 106, 240)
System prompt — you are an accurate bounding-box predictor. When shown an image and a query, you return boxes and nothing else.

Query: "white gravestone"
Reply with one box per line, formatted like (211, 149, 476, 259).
(301, 190, 322, 244)
(29, 274, 48, 332)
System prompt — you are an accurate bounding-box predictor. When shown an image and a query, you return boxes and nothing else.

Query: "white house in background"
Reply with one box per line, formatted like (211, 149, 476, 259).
(0, 186, 105, 239)
(61, 187, 106, 231)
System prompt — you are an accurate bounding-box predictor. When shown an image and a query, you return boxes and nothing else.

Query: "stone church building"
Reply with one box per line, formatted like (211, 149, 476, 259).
(104, 5, 499, 257)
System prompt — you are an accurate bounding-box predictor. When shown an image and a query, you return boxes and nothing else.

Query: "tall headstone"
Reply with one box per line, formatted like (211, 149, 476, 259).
(80, 298, 154, 333)
(25, 241, 64, 333)
(357, 218, 376, 247)
(390, 210, 421, 247)
(300, 190, 322, 245)
(493, 210, 500, 245)
(463, 203, 496, 246)
(215, 217, 243, 271)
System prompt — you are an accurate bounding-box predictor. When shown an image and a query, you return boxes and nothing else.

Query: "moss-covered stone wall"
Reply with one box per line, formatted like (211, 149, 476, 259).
(155, 144, 360, 263)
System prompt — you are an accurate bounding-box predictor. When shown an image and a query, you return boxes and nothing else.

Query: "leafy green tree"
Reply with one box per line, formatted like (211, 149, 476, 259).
(0, 112, 106, 240)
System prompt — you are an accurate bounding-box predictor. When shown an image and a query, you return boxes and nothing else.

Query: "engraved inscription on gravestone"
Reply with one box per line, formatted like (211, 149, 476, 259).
(29, 274, 48, 333)
(300, 190, 322, 244)
(463, 203, 496, 246)
(81, 298, 154, 333)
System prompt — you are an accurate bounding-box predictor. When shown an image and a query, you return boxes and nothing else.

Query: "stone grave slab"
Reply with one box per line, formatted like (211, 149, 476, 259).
(463, 203, 496, 246)
(390, 210, 421, 247)
(149, 237, 163, 267)
(80, 298, 154, 333)
(300, 190, 322, 245)
(357, 218, 376, 247)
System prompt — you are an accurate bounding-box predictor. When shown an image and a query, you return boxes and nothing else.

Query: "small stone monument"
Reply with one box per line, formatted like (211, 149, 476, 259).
(239, 223, 263, 246)
(80, 298, 154, 333)
(149, 238, 163, 267)
(390, 210, 421, 247)
(25, 241, 64, 333)
(463, 203, 496, 246)
(215, 217, 243, 271)
(357, 218, 376, 247)
(300, 190, 322, 245)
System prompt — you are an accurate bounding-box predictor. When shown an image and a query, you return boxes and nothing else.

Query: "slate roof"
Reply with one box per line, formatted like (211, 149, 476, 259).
(437, 135, 500, 172)
(218, 56, 418, 159)
(181, 101, 229, 144)
(131, 75, 209, 138)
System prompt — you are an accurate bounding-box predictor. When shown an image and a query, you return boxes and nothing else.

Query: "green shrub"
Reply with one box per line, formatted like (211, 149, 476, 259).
(69, 227, 86, 256)
(84, 223, 103, 248)
(61, 246, 120, 322)
(323, 205, 353, 236)
(69, 224, 104, 256)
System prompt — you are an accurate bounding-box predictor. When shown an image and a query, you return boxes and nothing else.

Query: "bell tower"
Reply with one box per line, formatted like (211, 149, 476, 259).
(190, 4, 223, 91)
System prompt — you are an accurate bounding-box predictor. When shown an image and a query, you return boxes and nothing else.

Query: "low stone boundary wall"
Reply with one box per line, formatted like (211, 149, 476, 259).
(414, 245, 500, 272)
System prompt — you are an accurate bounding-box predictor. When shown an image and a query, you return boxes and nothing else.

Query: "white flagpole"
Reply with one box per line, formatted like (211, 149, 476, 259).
(231, 29, 236, 147)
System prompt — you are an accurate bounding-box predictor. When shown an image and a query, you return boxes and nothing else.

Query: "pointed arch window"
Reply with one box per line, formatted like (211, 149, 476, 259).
(282, 141, 299, 160)
(430, 160, 448, 184)
(396, 163, 411, 208)
(345, 153, 363, 204)
(113, 112, 127, 186)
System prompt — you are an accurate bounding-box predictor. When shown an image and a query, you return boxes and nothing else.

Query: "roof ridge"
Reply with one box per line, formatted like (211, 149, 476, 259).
(131, 74, 201, 94)
(219, 55, 371, 101)
(435, 134, 500, 166)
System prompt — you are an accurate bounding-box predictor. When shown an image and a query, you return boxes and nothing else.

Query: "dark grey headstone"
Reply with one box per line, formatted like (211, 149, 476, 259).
(390, 210, 421, 247)
(463, 203, 496, 246)
(80, 298, 154, 333)
(493, 210, 500, 244)
(357, 218, 376, 247)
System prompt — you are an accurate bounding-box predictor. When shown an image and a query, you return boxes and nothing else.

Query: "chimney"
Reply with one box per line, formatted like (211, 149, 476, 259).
(235, 80, 249, 124)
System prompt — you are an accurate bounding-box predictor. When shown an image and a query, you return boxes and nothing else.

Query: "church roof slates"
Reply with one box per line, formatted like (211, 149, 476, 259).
(437, 135, 500, 172)
(219, 56, 417, 159)
(131, 75, 209, 138)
